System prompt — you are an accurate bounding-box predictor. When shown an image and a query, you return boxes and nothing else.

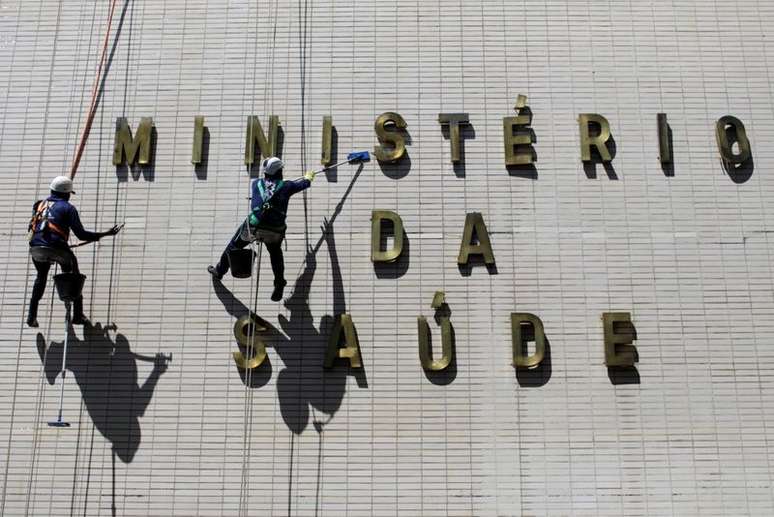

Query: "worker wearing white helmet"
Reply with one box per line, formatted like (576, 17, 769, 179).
(26, 176, 122, 327)
(208, 157, 316, 301)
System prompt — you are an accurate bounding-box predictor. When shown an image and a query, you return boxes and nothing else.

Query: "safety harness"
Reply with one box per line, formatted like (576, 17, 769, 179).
(249, 179, 286, 229)
(28, 200, 69, 241)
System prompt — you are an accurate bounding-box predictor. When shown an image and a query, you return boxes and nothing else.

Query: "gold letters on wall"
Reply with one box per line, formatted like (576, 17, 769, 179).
(321, 115, 333, 166)
(324, 314, 363, 369)
(113, 117, 153, 166)
(603, 312, 638, 367)
(715, 115, 752, 166)
(417, 292, 454, 371)
(657, 113, 672, 165)
(578, 114, 613, 162)
(371, 210, 404, 263)
(244, 115, 280, 165)
(511, 313, 546, 368)
(232, 315, 268, 370)
(458, 213, 495, 266)
(192, 116, 205, 165)
(438, 113, 470, 164)
(374, 112, 407, 163)
(503, 95, 536, 166)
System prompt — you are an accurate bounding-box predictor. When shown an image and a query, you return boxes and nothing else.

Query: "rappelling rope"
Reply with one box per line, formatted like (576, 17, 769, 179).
(237, 2, 262, 511)
(22, 0, 110, 510)
(68, 0, 122, 180)
(2, 0, 66, 513)
(69, 0, 130, 510)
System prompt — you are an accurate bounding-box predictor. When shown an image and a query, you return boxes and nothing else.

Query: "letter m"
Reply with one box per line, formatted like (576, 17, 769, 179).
(113, 117, 153, 166)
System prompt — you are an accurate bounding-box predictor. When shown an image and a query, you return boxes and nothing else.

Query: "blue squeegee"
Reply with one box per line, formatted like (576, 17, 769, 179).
(346, 151, 370, 163)
(308, 150, 371, 175)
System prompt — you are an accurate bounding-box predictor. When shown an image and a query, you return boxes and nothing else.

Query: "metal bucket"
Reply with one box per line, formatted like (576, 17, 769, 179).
(228, 249, 254, 278)
(53, 273, 86, 302)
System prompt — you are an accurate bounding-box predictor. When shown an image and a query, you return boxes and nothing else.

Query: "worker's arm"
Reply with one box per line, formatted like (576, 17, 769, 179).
(67, 205, 120, 241)
(285, 176, 312, 196)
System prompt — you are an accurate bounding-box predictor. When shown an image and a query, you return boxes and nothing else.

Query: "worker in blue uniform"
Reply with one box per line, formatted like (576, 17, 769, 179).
(208, 157, 316, 301)
(26, 176, 122, 328)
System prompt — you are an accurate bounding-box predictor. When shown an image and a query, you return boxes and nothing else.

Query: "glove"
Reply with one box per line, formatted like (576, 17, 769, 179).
(304, 170, 316, 182)
(103, 224, 123, 238)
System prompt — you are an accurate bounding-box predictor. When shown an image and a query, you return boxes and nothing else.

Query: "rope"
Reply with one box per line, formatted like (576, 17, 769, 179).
(68, 0, 122, 180)
(237, 4, 259, 512)
(238, 241, 261, 516)
(0, 0, 65, 512)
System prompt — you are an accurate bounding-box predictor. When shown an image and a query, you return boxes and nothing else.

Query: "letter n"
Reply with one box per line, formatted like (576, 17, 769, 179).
(244, 115, 280, 165)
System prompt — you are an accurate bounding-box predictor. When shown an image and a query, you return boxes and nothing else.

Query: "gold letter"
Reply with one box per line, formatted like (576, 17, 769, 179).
(417, 292, 453, 371)
(373, 112, 407, 163)
(503, 95, 536, 166)
(511, 313, 545, 368)
(370, 210, 404, 263)
(457, 213, 495, 266)
(113, 117, 153, 166)
(578, 114, 613, 162)
(192, 116, 204, 165)
(232, 315, 267, 369)
(603, 312, 638, 367)
(716, 115, 752, 165)
(321, 115, 333, 166)
(657, 113, 672, 165)
(244, 115, 280, 165)
(438, 113, 470, 164)
(324, 314, 362, 369)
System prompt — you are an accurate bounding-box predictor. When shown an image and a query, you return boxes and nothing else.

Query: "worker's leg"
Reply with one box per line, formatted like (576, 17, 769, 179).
(212, 221, 250, 278)
(265, 240, 286, 301)
(27, 258, 51, 327)
(59, 250, 87, 323)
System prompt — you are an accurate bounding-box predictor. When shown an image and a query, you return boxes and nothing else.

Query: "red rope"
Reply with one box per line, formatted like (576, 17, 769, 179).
(68, 0, 122, 180)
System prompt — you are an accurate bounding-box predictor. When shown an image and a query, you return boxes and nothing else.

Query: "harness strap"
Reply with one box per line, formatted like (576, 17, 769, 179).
(30, 200, 69, 240)
(250, 179, 286, 226)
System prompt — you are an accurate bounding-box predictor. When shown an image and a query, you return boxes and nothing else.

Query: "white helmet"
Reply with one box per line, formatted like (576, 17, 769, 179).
(49, 175, 75, 194)
(261, 157, 284, 178)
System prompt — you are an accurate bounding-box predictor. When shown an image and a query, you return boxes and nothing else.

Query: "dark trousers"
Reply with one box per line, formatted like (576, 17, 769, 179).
(29, 246, 84, 321)
(216, 221, 285, 284)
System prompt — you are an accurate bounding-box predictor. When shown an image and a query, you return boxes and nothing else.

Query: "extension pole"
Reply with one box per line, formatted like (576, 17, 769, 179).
(49, 302, 71, 428)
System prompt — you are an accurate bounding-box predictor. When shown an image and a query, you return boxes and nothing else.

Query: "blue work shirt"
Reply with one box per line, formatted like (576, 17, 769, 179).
(250, 177, 310, 228)
(29, 193, 100, 247)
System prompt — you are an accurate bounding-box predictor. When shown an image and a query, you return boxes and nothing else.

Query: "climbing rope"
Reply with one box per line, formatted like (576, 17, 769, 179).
(0, 0, 66, 513)
(68, 0, 122, 180)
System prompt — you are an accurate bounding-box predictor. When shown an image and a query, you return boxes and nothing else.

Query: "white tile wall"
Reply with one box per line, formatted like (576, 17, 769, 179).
(2, 1, 774, 515)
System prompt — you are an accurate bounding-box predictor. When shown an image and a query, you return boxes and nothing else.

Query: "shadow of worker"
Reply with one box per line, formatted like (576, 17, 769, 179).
(37, 323, 170, 463)
(273, 220, 362, 435)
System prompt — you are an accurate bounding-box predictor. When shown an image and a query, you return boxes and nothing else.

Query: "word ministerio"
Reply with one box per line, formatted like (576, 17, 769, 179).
(110, 95, 753, 175)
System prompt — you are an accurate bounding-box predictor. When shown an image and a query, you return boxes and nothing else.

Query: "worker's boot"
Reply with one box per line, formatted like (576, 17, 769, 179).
(71, 297, 89, 325)
(271, 279, 287, 302)
(26, 305, 39, 328)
